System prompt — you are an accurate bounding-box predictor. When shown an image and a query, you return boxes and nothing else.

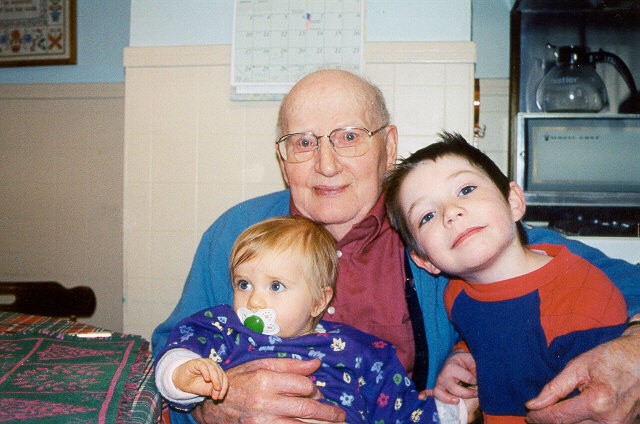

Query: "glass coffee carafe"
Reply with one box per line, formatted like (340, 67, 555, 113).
(536, 45, 607, 112)
(536, 44, 638, 113)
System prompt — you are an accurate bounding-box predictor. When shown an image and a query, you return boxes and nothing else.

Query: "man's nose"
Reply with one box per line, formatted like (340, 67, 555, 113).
(314, 136, 341, 177)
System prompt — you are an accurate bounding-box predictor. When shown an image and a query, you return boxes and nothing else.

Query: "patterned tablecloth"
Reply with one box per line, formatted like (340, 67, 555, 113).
(0, 312, 163, 424)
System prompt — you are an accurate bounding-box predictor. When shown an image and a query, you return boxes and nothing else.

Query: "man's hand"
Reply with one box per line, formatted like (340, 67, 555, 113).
(432, 350, 478, 404)
(191, 358, 346, 424)
(526, 316, 640, 423)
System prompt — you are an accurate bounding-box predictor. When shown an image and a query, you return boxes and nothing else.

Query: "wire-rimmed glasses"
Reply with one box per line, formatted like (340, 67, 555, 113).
(276, 126, 387, 163)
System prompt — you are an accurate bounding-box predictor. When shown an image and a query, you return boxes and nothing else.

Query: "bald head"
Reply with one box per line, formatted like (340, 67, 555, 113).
(276, 70, 390, 138)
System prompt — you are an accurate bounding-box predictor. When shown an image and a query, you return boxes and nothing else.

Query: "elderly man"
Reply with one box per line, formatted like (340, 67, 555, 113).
(152, 70, 640, 424)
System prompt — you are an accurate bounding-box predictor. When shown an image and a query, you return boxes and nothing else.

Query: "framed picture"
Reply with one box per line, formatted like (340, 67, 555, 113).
(0, 0, 76, 67)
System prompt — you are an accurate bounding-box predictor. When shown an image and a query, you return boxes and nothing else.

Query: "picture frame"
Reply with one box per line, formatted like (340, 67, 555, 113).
(0, 0, 76, 67)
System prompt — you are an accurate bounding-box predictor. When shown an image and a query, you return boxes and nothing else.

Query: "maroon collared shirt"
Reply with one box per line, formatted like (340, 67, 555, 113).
(291, 195, 416, 374)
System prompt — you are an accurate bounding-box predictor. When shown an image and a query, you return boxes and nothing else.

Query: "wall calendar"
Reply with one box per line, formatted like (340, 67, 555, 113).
(232, 0, 363, 99)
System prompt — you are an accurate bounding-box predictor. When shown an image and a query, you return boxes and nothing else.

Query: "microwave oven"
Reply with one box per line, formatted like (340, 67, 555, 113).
(513, 113, 640, 208)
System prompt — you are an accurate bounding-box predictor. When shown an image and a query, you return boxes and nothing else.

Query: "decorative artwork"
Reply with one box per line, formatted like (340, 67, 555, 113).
(0, 0, 76, 67)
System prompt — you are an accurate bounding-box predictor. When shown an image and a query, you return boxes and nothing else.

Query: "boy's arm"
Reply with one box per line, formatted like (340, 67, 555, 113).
(526, 226, 640, 315)
(540, 260, 628, 372)
(433, 282, 478, 404)
(523, 239, 638, 423)
(526, 320, 640, 423)
(432, 349, 478, 405)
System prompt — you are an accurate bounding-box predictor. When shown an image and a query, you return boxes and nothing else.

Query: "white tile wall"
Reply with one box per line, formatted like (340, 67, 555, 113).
(475, 78, 510, 173)
(123, 42, 476, 340)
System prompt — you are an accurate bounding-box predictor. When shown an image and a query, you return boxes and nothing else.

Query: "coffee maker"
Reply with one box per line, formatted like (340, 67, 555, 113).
(509, 0, 640, 236)
(510, 0, 640, 119)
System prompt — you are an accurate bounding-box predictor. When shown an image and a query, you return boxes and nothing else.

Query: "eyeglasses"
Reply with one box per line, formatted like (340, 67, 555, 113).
(276, 126, 388, 163)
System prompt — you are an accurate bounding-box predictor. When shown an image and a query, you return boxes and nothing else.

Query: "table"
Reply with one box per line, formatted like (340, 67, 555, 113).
(0, 312, 163, 423)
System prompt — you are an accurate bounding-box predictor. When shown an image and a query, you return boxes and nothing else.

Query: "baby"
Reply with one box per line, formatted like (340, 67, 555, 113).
(154, 216, 469, 423)
(383, 132, 628, 423)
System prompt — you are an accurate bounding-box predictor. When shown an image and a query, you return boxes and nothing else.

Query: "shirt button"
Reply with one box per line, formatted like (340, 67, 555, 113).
(336, 250, 342, 258)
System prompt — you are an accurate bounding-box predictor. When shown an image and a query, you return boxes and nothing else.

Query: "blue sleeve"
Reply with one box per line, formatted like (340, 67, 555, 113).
(410, 260, 458, 389)
(549, 323, 628, 374)
(526, 226, 640, 316)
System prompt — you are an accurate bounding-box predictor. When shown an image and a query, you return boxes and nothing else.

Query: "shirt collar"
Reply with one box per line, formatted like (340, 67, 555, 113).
(289, 194, 388, 251)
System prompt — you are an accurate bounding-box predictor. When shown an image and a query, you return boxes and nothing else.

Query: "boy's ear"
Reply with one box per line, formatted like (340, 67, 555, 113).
(409, 251, 442, 275)
(312, 287, 334, 318)
(507, 182, 526, 222)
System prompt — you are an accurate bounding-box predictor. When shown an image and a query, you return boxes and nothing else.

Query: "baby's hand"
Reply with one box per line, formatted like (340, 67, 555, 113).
(173, 358, 229, 400)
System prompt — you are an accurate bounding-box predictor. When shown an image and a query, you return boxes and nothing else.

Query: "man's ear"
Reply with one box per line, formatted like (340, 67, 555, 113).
(409, 251, 442, 275)
(312, 287, 334, 318)
(383, 125, 399, 171)
(277, 150, 290, 187)
(507, 182, 526, 222)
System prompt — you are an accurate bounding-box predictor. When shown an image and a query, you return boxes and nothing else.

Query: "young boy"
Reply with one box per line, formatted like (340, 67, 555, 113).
(383, 132, 628, 423)
(154, 216, 470, 423)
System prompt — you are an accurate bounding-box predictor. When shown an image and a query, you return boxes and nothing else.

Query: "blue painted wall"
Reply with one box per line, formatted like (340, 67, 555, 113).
(128, 0, 472, 46)
(0, 0, 515, 84)
(473, 0, 514, 79)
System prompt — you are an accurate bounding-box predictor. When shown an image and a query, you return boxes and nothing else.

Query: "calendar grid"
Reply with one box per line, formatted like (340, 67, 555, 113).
(231, 0, 363, 94)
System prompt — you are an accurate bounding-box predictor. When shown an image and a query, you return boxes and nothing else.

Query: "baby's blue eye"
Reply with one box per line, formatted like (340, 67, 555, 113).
(420, 212, 435, 225)
(237, 280, 251, 290)
(459, 186, 476, 196)
(271, 281, 285, 292)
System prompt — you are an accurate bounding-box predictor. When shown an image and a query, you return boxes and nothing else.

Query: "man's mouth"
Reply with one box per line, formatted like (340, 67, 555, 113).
(452, 226, 485, 248)
(313, 185, 347, 196)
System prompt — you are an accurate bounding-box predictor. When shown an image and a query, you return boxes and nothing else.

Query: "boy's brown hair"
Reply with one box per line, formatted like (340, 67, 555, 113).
(229, 216, 338, 325)
(383, 131, 527, 259)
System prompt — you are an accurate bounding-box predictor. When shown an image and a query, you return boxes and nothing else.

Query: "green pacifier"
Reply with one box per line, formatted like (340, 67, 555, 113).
(243, 315, 264, 333)
(236, 308, 280, 335)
